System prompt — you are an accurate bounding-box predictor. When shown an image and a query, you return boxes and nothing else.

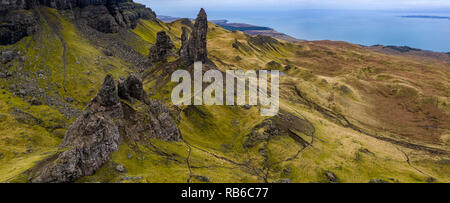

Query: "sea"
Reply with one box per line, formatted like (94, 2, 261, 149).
(152, 9, 450, 52)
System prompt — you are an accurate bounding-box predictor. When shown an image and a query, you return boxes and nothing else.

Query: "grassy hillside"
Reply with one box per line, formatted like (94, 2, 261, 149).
(0, 7, 449, 183)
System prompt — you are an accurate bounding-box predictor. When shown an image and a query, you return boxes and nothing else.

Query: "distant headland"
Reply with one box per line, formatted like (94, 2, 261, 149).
(401, 15, 450, 20)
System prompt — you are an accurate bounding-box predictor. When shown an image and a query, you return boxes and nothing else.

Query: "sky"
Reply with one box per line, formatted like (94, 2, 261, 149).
(136, 0, 450, 17)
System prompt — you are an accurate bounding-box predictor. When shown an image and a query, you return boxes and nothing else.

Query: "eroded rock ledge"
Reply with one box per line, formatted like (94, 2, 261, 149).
(29, 74, 180, 183)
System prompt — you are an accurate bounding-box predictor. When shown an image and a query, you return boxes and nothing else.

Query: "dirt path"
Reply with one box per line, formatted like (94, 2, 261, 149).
(184, 141, 193, 183)
(395, 146, 433, 178)
(180, 136, 268, 181)
(38, 8, 68, 92)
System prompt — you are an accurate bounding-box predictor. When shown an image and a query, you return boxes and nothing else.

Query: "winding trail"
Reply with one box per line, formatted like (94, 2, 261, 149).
(395, 146, 433, 178)
(185, 141, 193, 183)
(180, 136, 268, 181)
(38, 8, 68, 92)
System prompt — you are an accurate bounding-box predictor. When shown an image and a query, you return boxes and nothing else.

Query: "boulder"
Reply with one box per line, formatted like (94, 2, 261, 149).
(193, 175, 210, 182)
(278, 179, 291, 183)
(324, 171, 339, 183)
(114, 163, 127, 173)
(369, 179, 389, 183)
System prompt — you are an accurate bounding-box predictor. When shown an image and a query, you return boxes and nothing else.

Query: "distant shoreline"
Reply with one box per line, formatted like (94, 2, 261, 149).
(401, 15, 450, 20)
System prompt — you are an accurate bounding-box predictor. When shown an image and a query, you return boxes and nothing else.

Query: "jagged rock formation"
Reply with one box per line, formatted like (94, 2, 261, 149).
(118, 74, 180, 142)
(31, 75, 123, 183)
(178, 26, 189, 57)
(0, 0, 157, 45)
(79, 1, 156, 33)
(180, 8, 208, 65)
(30, 74, 180, 182)
(148, 31, 175, 63)
(118, 74, 149, 103)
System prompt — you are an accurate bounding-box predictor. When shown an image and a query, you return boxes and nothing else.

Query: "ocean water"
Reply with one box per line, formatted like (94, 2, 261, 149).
(188, 10, 450, 52)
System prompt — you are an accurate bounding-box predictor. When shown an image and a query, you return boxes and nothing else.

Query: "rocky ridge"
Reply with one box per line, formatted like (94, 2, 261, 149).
(0, 0, 157, 45)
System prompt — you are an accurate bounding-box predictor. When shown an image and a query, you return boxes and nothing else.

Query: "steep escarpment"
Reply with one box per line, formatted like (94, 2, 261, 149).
(78, 1, 156, 33)
(28, 74, 180, 183)
(0, 0, 157, 45)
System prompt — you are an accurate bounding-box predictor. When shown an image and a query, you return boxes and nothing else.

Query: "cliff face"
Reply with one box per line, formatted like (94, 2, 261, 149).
(0, 0, 146, 11)
(0, 9, 39, 45)
(0, 0, 157, 45)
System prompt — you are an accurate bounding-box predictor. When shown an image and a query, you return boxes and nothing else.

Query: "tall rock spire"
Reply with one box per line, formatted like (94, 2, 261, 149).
(180, 8, 208, 65)
(179, 26, 190, 57)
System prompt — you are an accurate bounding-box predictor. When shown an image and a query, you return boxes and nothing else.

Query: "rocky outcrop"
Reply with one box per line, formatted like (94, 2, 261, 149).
(148, 31, 175, 63)
(80, 5, 121, 33)
(178, 26, 189, 57)
(31, 75, 123, 183)
(244, 112, 315, 148)
(80, 2, 156, 33)
(30, 74, 180, 182)
(0, 0, 29, 12)
(324, 171, 339, 183)
(118, 74, 180, 142)
(0, 9, 39, 45)
(180, 8, 208, 65)
(118, 74, 149, 103)
(0, 0, 157, 45)
(94, 74, 121, 107)
(0, 49, 19, 64)
(248, 35, 281, 52)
